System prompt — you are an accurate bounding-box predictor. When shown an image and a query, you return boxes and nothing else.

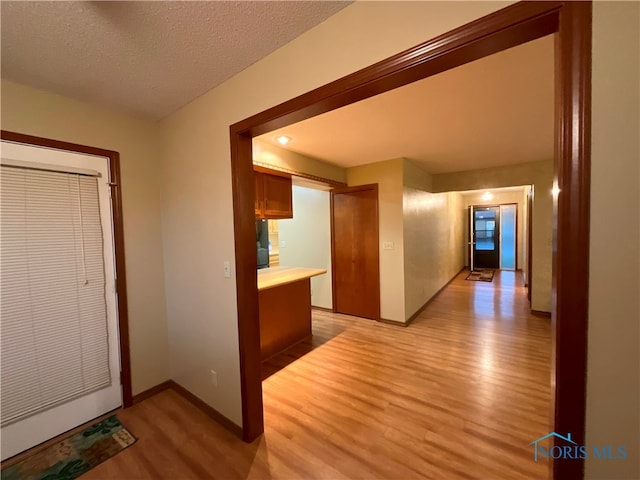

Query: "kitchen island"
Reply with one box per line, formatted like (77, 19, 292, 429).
(257, 266, 326, 360)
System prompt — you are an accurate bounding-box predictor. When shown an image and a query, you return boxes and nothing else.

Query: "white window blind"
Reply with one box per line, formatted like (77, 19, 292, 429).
(1, 165, 111, 426)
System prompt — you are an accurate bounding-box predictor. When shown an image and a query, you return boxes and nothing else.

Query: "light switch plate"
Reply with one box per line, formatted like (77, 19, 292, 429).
(383, 241, 394, 250)
(223, 261, 231, 278)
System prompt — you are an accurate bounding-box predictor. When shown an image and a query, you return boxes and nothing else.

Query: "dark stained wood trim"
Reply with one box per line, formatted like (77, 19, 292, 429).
(230, 7, 592, 479)
(329, 191, 337, 315)
(0, 130, 133, 409)
(527, 185, 534, 294)
(404, 267, 468, 326)
(377, 317, 407, 327)
(132, 380, 173, 405)
(468, 206, 473, 270)
(330, 183, 380, 322)
(253, 164, 292, 179)
(515, 203, 519, 270)
(330, 184, 379, 195)
(229, 129, 264, 441)
(232, 3, 561, 138)
(168, 381, 243, 439)
(253, 161, 347, 188)
(131, 379, 243, 438)
(311, 306, 334, 313)
(552, 3, 592, 480)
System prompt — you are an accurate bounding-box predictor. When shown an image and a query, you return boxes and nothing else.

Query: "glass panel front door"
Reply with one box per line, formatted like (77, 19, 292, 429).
(473, 206, 500, 269)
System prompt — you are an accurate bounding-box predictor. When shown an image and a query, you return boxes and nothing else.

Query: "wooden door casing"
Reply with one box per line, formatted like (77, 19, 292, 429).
(330, 184, 380, 320)
(254, 171, 264, 218)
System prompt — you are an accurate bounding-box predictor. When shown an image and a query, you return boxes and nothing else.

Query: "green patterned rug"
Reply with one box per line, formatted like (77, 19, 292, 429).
(1, 416, 136, 480)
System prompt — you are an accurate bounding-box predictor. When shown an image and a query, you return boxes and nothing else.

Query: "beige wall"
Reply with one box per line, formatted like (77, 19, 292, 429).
(0, 80, 170, 395)
(402, 159, 465, 320)
(253, 140, 346, 184)
(432, 161, 553, 312)
(159, 6, 640, 472)
(461, 188, 527, 270)
(403, 186, 465, 321)
(159, 0, 518, 426)
(344, 157, 468, 323)
(586, 2, 640, 478)
(278, 186, 333, 309)
(346, 158, 405, 322)
(4, 5, 636, 476)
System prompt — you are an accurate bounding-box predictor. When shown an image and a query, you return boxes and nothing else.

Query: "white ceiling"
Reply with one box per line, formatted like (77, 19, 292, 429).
(1, 1, 351, 119)
(258, 35, 554, 175)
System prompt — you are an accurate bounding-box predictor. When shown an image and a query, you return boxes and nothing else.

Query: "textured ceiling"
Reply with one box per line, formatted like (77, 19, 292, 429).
(1, 1, 351, 119)
(258, 35, 554, 175)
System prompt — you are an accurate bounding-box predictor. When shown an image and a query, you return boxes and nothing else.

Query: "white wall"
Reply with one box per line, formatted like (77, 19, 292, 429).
(432, 160, 553, 312)
(277, 186, 332, 309)
(586, 2, 640, 478)
(461, 188, 527, 270)
(1, 80, 170, 396)
(346, 158, 405, 322)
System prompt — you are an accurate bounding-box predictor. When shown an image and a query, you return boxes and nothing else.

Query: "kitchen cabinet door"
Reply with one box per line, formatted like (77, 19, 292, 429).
(254, 169, 293, 219)
(262, 173, 292, 219)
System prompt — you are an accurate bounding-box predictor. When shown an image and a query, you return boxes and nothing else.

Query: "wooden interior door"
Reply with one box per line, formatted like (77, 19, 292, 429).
(331, 184, 380, 320)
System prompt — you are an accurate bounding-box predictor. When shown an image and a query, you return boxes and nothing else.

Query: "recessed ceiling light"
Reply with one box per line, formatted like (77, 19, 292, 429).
(482, 192, 493, 201)
(275, 135, 291, 146)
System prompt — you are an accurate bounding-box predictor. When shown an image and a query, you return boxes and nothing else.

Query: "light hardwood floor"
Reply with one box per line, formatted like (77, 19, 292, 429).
(85, 270, 550, 479)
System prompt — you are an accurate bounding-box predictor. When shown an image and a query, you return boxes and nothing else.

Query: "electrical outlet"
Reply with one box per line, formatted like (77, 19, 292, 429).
(383, 241, 394, 250)
(223, 261, 231, 278)
(210, 370, 218, 387)
(280, 240, 287, 248)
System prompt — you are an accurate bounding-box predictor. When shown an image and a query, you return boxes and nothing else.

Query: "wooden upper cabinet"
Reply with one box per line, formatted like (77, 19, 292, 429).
(254, 171, 264, 217)
(254, 167, 293, 219)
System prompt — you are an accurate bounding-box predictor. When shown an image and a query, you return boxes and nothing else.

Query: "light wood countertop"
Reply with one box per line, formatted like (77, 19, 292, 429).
(257, 266, 327, 291)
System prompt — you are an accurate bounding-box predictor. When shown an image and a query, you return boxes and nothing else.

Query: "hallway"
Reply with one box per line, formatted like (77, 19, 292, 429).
(75, 269, 551, 479)
(262, 269, 552, 479)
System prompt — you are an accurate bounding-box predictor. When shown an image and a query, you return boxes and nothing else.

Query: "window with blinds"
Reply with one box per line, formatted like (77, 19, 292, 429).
(1, 165, 111, 426)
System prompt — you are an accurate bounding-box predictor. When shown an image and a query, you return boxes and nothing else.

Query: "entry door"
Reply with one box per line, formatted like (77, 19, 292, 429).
(0, 141, 122, 460)
(472, 206, 500, 269)
(331, 185, 380, 320)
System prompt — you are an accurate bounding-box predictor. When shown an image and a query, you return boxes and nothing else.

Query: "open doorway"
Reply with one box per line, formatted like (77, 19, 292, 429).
(230, 3, 591, 479)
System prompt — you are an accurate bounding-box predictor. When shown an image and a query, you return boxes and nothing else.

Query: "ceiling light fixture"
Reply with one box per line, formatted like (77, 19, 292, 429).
(275, 135, 291, 146)
(482, 192, 493, 201)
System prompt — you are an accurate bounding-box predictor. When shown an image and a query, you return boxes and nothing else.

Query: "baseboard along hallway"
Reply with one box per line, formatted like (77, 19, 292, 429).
(79, 270, 552, 479)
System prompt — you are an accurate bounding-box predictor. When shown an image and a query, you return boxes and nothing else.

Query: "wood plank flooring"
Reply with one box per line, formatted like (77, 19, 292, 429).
(84, 270, 550, 479)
